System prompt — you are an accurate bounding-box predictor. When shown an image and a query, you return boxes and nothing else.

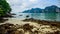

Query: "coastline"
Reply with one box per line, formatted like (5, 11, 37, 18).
(23, 18, 60, 28)
(0, 18, 60, 34)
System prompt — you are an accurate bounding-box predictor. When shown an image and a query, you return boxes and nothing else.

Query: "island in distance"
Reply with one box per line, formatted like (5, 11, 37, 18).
(22, 5, 60, 13)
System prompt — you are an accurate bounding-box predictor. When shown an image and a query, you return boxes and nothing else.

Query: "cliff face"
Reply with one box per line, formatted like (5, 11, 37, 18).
(23, 5, 60, 13)
(44, 5, 60, 13)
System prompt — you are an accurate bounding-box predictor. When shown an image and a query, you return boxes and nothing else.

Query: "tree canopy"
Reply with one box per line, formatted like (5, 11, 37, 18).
(0, 0, 11, 16)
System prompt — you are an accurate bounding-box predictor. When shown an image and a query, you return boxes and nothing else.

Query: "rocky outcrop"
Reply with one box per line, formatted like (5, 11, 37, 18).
(0, 22, 60, 34)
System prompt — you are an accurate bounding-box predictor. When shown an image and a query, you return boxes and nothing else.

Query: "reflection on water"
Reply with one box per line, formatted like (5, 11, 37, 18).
(13, 13, 60, 21)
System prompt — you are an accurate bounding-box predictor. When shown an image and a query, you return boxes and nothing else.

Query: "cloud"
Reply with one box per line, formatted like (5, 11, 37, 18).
(29, 0, 38, 3)
(7, 0, 42, 13)
(6, 0, 60, 13)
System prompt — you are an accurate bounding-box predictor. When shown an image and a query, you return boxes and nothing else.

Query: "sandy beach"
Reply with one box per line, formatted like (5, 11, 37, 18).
(0, 18, 60, 34)
(0, 18, 30, 25)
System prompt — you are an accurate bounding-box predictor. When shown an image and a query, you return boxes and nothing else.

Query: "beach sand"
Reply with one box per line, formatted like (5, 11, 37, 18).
(0, 18, 60, 34)
(0, 18, 31, 25)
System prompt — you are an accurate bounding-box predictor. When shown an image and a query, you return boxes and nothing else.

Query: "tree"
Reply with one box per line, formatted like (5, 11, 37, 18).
(0, 0, 11, 17)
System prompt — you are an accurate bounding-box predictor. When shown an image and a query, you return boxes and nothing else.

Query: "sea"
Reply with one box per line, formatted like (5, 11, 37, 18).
(12, 13, 60, 22)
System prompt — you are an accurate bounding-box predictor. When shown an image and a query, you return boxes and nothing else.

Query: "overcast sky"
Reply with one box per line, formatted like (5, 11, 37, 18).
(7, 0, 60, 13)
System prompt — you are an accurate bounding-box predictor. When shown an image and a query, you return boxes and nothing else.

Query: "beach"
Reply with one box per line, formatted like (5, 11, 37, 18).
(0, 18, 60, 34)
(0, 0, 60, 34)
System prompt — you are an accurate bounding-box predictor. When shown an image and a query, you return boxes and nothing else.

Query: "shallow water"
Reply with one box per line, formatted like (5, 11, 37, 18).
(13, 13, 60, 21)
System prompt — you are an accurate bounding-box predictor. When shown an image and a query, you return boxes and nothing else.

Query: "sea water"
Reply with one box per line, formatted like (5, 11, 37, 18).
(13, 13, 60, 21)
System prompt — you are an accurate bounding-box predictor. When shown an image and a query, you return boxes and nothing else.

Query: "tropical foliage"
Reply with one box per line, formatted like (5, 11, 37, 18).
(0, 0, 11, 16)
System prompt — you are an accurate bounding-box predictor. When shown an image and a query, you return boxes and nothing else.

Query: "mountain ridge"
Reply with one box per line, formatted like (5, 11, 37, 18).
(22, 5, 60, 13)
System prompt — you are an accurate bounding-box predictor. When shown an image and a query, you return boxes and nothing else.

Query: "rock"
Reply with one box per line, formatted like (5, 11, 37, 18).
(23, 23, 33, 31)
(0, 22, 60, 34)
(32, 28, 39, 34)
(0, 23, 17, 34)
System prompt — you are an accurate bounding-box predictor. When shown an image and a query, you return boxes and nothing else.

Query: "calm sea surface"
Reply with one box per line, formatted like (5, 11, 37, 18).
(13, 13, 60, 21)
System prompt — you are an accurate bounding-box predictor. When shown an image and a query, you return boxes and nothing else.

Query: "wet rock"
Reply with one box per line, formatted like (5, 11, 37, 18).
(23, 23, 33, 31)
(0, 23, 17, 34)
(0, 22, 60, 34)
(17, 29, 24, 33)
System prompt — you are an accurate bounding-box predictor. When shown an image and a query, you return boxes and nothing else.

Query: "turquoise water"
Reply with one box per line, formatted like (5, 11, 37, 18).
(13, 13, 60, 21)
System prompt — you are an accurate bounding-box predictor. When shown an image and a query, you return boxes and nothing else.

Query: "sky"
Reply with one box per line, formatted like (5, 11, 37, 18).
(6, 0, 60, 13)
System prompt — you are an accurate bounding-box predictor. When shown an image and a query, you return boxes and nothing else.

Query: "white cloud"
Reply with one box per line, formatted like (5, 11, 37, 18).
(6, 0, 60, 13)
(29, 0, 38, 3)
(7, 0, 22, 6)
(7, 0, 39, 13)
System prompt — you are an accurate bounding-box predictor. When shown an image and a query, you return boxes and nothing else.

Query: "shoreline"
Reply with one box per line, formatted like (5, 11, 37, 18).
(0, 18, 60, 34)
(0, 18, 60, 28)
(0, 18, 60, 27)
(23, 18, 60, 28)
